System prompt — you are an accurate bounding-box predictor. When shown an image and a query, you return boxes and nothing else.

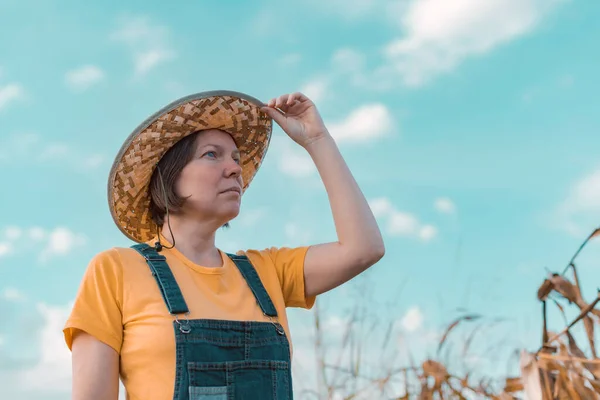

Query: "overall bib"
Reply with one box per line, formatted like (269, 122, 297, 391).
(132, 244, 294, 400)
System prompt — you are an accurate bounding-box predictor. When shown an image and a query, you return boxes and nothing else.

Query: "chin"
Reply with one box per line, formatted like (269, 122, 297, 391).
(220, 206, 240, 222)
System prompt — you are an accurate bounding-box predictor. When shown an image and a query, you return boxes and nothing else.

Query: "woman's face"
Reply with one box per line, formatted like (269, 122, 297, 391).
(175, 129, 243, 224)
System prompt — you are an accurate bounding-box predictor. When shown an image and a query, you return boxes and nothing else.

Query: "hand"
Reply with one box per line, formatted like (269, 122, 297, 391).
(261, 92, 330, 148)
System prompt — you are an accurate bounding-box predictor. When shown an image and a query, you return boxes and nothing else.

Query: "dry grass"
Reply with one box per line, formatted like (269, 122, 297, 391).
(301, 227, 600, 399)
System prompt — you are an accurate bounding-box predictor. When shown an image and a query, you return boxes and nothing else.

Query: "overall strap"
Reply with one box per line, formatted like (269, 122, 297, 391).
(131, 243, 190, 315)
(227, 254, 278, 317)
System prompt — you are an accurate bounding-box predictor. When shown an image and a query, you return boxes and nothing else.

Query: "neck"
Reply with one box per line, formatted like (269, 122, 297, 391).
(160, 215, 223, 268)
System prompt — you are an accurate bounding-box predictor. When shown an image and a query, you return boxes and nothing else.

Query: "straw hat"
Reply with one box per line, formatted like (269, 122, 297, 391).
(107, 90, 273, 243)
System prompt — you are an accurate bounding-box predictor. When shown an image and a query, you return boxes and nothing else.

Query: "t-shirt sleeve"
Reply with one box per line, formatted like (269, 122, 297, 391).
(63, 248, 124, 354)
(265, 246, 316, 310)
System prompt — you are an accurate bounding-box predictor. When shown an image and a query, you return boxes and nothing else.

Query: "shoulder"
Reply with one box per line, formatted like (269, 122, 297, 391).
(88, 245, 138, 264)
(84, 245, 145, 275)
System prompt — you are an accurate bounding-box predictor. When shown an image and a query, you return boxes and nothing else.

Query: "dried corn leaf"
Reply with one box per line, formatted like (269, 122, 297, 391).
(552, 298, 569, 326)
(572, 373, 598, 399)
(419, 384, 433, 400)
(587, 378, 600, 392)
(585, 316, 597, 358)
(504, 377, 524, 393)
(459, 374, 469, 390)
(422, 360, 448, 378)
(549, 274, 581, 304)
(538, 278, 554, 301)
(448, 385, 468, 399)
(567, 330, 588, 359)
(585, 361, 600, 380)
(495, 394, 518, 400)
(422, 360, 448, 391)
(437, 314, 480, 356)
(520, 351, 543, 400)
(556, 363, 581, 400)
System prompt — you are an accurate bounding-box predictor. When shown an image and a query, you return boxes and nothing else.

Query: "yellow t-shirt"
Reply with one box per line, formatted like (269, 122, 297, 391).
(63, 235, 316, 400)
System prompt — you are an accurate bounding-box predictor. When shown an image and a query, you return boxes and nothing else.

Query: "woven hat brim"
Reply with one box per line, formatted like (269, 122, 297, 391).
(108, 90, 273, 243)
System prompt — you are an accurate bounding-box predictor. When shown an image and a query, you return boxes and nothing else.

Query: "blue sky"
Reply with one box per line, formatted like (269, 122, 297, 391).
(1, 0, 600, 398)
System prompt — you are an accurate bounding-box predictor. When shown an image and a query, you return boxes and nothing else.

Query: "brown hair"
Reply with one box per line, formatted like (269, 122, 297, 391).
(149, 131, 199, 226)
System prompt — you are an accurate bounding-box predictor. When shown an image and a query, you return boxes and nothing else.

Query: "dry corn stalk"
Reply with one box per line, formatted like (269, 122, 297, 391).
(298, 227, 600, 399)
(526, 227, 600, 399)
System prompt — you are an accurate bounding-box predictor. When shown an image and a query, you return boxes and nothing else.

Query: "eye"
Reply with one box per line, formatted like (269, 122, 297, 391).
(203, 151, 217, 158)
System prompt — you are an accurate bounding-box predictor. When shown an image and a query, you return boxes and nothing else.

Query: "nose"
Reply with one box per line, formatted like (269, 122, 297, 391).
(224, 157, 242, 179)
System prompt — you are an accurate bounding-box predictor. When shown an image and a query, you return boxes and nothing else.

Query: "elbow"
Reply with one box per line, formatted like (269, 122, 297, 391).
(371, 241, 385, 264)
(354, 239, 385, 269)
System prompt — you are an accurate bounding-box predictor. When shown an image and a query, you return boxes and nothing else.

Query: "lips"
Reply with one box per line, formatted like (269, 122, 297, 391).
(221, 187, 241, 195)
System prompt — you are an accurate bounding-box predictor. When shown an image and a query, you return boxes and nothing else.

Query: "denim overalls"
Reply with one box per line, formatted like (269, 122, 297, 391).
(132, 243, 294, 400)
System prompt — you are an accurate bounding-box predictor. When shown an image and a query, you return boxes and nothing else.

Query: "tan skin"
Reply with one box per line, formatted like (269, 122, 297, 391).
(71, 92, 385, 399)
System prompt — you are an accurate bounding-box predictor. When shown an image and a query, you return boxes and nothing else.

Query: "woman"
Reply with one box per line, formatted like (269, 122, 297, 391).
(63, 90, 385, 400)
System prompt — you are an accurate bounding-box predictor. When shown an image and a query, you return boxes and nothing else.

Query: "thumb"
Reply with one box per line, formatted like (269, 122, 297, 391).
(261, 106, 287, 128)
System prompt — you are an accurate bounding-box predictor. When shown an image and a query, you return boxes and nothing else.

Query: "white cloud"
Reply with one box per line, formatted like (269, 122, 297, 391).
(434, 197, 457, 214)
(239, 208, 267, 227)
(284, 222, 312, 245)
(279, 150, 315, 177)
(273, 135, 316, 178)
(134, 49, 173, 76)
(380, 0, 565, 87)
(0, 242, 12, 257)
(17, 302, 73, 392)
(0, 83, 24, 110)
(0, 300, 128, 399)
(301, 78, 329, 104)
(82, 154, 105, 169)
(328, 104, 393, 144)
(29, 227, 46, 241)
(248, 9, 279, 37)
(39, 144, 70, 161)
(0, 133, 105, 170)
(0, 225, 86, 262)
(39, 227, 87, 263)
(331, 48, 366, 75)
(323, 315, 349, 331)
(401, 306, 424, 332)
(273, 101, 393, 178)
(65, 65, 105, 92)
(368, 198, 394, 218)
(110, 15, 176, 77)
(299, 49, 367, 103)
(310, 0, 564, 90)
(388, 211, 419, 236)
(2, 287, 25, 301)
(555, 168, 600, 237)
(419, 225, 438, 241)
(370, 197, 438, 242)
(565, 169, 600, 212)
(4, 226, 22, 241)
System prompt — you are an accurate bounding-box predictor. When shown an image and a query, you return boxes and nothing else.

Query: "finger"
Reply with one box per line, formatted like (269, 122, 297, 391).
(275, 94, 290, 109)
(289, 92, 309, 103)
(260, 106, 286, 127)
